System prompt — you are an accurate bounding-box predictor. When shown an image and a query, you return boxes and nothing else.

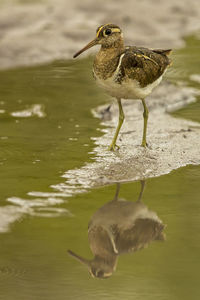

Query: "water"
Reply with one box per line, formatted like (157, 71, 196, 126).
(0, 36, 200, 299)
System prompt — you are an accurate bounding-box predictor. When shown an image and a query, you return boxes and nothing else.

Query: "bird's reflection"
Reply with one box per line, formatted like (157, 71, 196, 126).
(68, 181, 166, 278)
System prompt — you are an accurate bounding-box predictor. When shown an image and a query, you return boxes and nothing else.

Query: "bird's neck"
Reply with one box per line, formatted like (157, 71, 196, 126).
(94, 39, 125, 80)
(100, 38, 125, 57)
(94, 254, 118, 268)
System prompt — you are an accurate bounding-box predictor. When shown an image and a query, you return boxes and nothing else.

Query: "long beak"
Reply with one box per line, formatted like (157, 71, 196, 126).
(73, 38, 99, 58)
(67, 249, 91, 267)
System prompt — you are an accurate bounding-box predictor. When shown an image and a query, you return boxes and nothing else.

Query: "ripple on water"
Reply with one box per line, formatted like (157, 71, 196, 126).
(0, 265, 27, 279)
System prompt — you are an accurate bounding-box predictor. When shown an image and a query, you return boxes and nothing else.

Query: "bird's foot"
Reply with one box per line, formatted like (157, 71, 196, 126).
(108, 144, 120, 151)
(141, 141, 149, 148)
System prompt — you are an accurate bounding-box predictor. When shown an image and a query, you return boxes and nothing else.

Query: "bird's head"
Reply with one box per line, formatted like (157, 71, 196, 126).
(89, 266, 112, 279)
(67, 249, 116, 279)
(73, 24, 123, 58)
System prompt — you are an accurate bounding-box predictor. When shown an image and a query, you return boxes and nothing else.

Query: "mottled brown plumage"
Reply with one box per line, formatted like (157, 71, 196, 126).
(116, 46, 171, 87)
(92, 24, 171, 87)
(73, 23, 172, 149)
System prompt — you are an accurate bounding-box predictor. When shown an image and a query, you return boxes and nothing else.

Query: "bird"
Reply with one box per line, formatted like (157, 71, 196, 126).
(73, 24, 172, 150)
(67, 181, 166, 279)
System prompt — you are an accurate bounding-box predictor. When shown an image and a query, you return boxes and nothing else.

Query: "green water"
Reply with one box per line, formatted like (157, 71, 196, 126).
(0, 59, 106, 200)
(0, 36, 200, 300)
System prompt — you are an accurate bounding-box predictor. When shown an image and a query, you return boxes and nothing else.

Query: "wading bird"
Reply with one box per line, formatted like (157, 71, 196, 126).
(73, 24, 171, 150)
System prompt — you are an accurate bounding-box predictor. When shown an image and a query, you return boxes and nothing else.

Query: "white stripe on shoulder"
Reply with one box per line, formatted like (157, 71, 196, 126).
(113, 53, 125, 80)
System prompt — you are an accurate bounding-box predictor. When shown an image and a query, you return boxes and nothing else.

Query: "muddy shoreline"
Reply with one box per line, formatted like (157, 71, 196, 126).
(49, 81, 200, 195)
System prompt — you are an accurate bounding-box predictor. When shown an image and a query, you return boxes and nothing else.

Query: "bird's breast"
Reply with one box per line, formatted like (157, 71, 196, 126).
(94, 69, 163, 99)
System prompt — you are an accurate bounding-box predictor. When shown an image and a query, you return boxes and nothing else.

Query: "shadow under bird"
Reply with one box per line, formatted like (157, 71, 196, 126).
(68, 182, 166, 278)
(73, 24, 172, 150)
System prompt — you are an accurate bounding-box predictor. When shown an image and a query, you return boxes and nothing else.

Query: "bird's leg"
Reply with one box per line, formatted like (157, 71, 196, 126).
(108, 98, 124, 151)
(141, 98, 149, 147)
(113, 183, 120, 201)
(137, 180, 146, 202)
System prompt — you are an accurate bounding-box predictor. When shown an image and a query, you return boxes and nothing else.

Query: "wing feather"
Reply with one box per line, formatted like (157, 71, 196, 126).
(119, 46, 171, 87)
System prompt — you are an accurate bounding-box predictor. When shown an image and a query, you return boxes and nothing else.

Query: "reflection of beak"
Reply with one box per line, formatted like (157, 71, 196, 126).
(67, 249, 90, 268)
(73, 38, 99, 58)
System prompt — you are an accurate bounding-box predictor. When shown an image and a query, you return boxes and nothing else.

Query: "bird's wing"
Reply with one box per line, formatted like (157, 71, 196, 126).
(118, 46, 171, 87)
(115, 218, 165, 254)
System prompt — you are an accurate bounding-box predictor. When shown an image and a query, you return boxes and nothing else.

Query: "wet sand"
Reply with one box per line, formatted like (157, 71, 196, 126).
(51, 82, 200, 193)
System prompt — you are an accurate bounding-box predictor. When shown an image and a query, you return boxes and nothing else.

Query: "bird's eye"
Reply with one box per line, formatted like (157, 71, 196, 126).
(105, 28, 112, 36)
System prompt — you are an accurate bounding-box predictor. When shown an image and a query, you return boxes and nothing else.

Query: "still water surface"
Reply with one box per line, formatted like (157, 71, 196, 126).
(0, 36, 200, 299)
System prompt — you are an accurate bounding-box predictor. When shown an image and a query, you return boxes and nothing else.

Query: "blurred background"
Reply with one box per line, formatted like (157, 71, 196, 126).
(0, 0, 200, 69)
(0, 1, 200, 300)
